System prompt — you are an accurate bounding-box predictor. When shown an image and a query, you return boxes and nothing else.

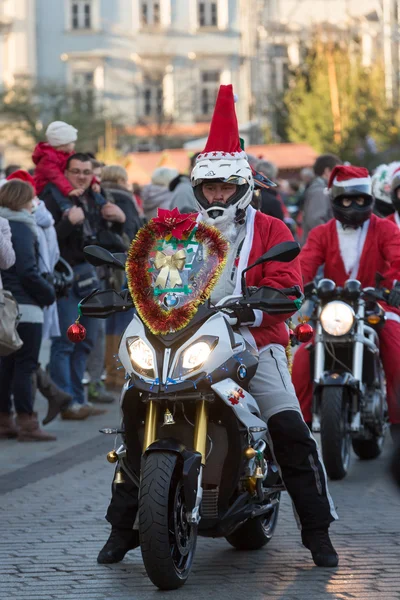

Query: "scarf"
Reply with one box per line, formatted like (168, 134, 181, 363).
(0, 206, 38, 239)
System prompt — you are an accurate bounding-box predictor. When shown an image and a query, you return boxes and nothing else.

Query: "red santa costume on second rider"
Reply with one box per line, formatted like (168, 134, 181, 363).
(292, 167, 400, 425)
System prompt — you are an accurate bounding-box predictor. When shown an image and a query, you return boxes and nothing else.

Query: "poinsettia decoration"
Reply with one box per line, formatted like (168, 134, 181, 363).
(152, 207, 198, 240)
(126, 208, 228, 335)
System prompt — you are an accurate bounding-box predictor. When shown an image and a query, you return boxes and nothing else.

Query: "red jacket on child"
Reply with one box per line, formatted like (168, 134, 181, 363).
(32, 142, 74, 197)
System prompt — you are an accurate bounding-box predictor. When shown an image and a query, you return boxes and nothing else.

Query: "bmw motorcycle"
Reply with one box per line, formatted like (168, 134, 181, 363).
(305, 278, 388, 480)
(79, 241, 302, 590)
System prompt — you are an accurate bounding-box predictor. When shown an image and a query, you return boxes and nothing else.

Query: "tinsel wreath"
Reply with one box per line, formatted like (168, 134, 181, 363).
(126, 219, 228, 336)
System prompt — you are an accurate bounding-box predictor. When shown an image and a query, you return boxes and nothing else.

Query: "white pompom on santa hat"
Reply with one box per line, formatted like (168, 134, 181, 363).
(328, 165, 372, 194)
(196, 84, 246, 162)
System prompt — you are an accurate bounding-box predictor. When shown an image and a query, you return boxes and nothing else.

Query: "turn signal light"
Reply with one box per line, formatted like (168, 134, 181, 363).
(367, 314, 381, 325)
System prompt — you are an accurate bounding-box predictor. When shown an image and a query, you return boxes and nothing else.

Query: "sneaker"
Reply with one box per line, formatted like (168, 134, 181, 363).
(97, 528, 139, 564)
(82, 371, 90, 385)
(302, 528, 339, 568)
(86, 402, 107, 416)
(88, 381, 115, 404)
(61, 403, 91, 421)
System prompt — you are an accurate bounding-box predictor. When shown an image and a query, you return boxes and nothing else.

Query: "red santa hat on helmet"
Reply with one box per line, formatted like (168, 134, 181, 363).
(328, 165, 372, 196)
(196, 85, 246, 162)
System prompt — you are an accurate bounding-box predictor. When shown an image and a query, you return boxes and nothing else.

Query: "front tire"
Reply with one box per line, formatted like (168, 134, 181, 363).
(139, 452, 197, 590)
(352, 436, 384, 460)
(225, 493, 280, 550)
(320, 387, 351, 480)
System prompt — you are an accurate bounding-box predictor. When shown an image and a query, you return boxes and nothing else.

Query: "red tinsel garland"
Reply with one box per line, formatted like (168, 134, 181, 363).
(126, 220, 228, 335)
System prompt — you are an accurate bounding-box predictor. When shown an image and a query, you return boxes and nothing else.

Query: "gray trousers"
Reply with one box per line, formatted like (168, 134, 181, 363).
(249, 344, 302, 423)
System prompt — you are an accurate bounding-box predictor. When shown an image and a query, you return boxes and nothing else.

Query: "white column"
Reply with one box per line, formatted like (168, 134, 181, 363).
(160, 0, 172, 27)
(163, 67, 174, 116)
(218, 0, 229, 30)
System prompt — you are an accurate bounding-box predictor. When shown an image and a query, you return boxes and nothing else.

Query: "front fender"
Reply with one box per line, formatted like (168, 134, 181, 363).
(143, 438, 202, 512)
(316, 371, 360, 389)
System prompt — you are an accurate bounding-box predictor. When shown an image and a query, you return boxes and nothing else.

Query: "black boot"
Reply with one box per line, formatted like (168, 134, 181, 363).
(97, 528, 139, 564)
(37, 367, 72, 425)
(302, 528, 339, 567)
(390, 423, 400, 446)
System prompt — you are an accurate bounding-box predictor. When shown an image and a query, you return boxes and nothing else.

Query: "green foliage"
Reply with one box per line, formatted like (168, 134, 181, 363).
(282, 41, 400, 164)
(0, 78, 116, 153)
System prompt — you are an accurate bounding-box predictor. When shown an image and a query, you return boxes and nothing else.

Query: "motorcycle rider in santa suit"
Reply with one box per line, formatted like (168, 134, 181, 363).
(97, 85, 339, 568)
(292, 165, 400, 440)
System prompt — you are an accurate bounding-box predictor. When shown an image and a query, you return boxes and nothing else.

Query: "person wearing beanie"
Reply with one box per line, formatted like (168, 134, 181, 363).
(97, 85, 339, 570)
(292, 165, 400, 444)
(32, 120, 80, 198)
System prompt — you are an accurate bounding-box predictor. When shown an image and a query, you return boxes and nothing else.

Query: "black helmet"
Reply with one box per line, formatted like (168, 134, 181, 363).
(328, 165, 373, 227)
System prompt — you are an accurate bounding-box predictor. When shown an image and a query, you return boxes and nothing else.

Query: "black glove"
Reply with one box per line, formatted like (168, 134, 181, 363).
(387, 285, 400, 308)
(234, 306, 256, 326)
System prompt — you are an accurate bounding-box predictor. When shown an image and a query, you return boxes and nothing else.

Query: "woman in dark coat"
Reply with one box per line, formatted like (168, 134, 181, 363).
(99, 166, 143, 389)
(0, 180, 56, 441)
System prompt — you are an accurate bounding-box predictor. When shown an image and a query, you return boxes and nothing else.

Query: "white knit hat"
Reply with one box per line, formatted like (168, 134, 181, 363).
(45, 121, 78, 147)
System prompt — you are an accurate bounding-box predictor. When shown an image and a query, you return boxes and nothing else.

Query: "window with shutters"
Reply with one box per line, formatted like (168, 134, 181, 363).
(198, 1, 218, 27)
(72, 71, 95, 112)
(70, 0, 93, 29)
(200, 70, 220, 115)
(143, 78, 164, 117)
(140, 0, 161, 27)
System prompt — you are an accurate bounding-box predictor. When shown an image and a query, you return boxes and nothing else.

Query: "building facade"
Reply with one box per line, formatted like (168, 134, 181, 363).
(0, 1, 255, 136)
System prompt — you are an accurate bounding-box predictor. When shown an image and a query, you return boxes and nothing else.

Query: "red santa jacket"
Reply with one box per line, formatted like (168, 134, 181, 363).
(300, 214, 400, 318)
(231, 206, 303, 350)
(387, 213, 397, 225)
(33, 142, 74, 197)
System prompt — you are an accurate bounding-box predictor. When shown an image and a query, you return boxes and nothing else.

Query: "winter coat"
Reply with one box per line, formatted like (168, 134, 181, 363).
(101, 182, 143, 241)
(259, 188, 284, 220)
(169, 175, 197, 214)
(0, 216, 15, 289)
(198, 206, 303, 351)
(300, 214, 400, 320)
(32, 142, 74, 197)
(34, 200, 61, 338)
(302, 176, 332, 242)
(41, 183, 123, 267)
(142, 183, 174, 220)
(0, 207, 55, 310)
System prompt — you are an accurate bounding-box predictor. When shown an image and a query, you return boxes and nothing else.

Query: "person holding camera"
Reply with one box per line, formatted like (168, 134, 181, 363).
(40, 153, 126, 420)
(0, 180, 56, 441)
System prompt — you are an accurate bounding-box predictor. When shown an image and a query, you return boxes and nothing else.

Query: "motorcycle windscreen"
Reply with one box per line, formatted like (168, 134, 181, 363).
(147, 235, 221, 312)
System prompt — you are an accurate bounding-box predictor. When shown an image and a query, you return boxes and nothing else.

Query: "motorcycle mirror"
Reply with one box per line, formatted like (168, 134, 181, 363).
(255, 241, 300, 266)
(241, 241, 300, 296)
(83, 245, 125, 269)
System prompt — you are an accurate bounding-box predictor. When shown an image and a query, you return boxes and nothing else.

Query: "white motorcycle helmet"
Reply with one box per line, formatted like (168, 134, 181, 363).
(372, 163, 394, 217)
(190, 84, 275, 223)
(191, 156, 254, 221)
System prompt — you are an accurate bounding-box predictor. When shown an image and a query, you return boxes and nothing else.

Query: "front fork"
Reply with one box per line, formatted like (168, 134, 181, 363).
(142, 399, 209, 525)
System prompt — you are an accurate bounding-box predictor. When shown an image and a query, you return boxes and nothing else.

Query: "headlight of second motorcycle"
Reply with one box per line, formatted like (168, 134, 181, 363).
(320, 301, 355, 336)
(127, 337, 155, 377)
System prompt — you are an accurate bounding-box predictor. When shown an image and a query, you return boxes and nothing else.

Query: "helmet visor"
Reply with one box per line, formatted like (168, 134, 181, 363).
(192, 175, 248, 187)
(332, 184, 372, 199)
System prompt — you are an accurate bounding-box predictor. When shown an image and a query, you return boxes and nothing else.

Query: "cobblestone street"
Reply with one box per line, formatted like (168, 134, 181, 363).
(1, 394, 400, 600)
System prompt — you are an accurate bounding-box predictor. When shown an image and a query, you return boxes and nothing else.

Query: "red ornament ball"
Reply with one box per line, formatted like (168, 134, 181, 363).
(67, 322, 86, 343)
(295, 322, 313, 343)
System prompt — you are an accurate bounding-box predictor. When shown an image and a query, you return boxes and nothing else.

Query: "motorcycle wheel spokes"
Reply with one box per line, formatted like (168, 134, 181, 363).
(169, 481, 193, 570)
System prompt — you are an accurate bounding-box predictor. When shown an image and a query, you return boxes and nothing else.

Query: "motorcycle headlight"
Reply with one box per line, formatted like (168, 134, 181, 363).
(182, 341, 212, 370)
(127, 338, 155, 375)
(320, 301, 355, 336)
